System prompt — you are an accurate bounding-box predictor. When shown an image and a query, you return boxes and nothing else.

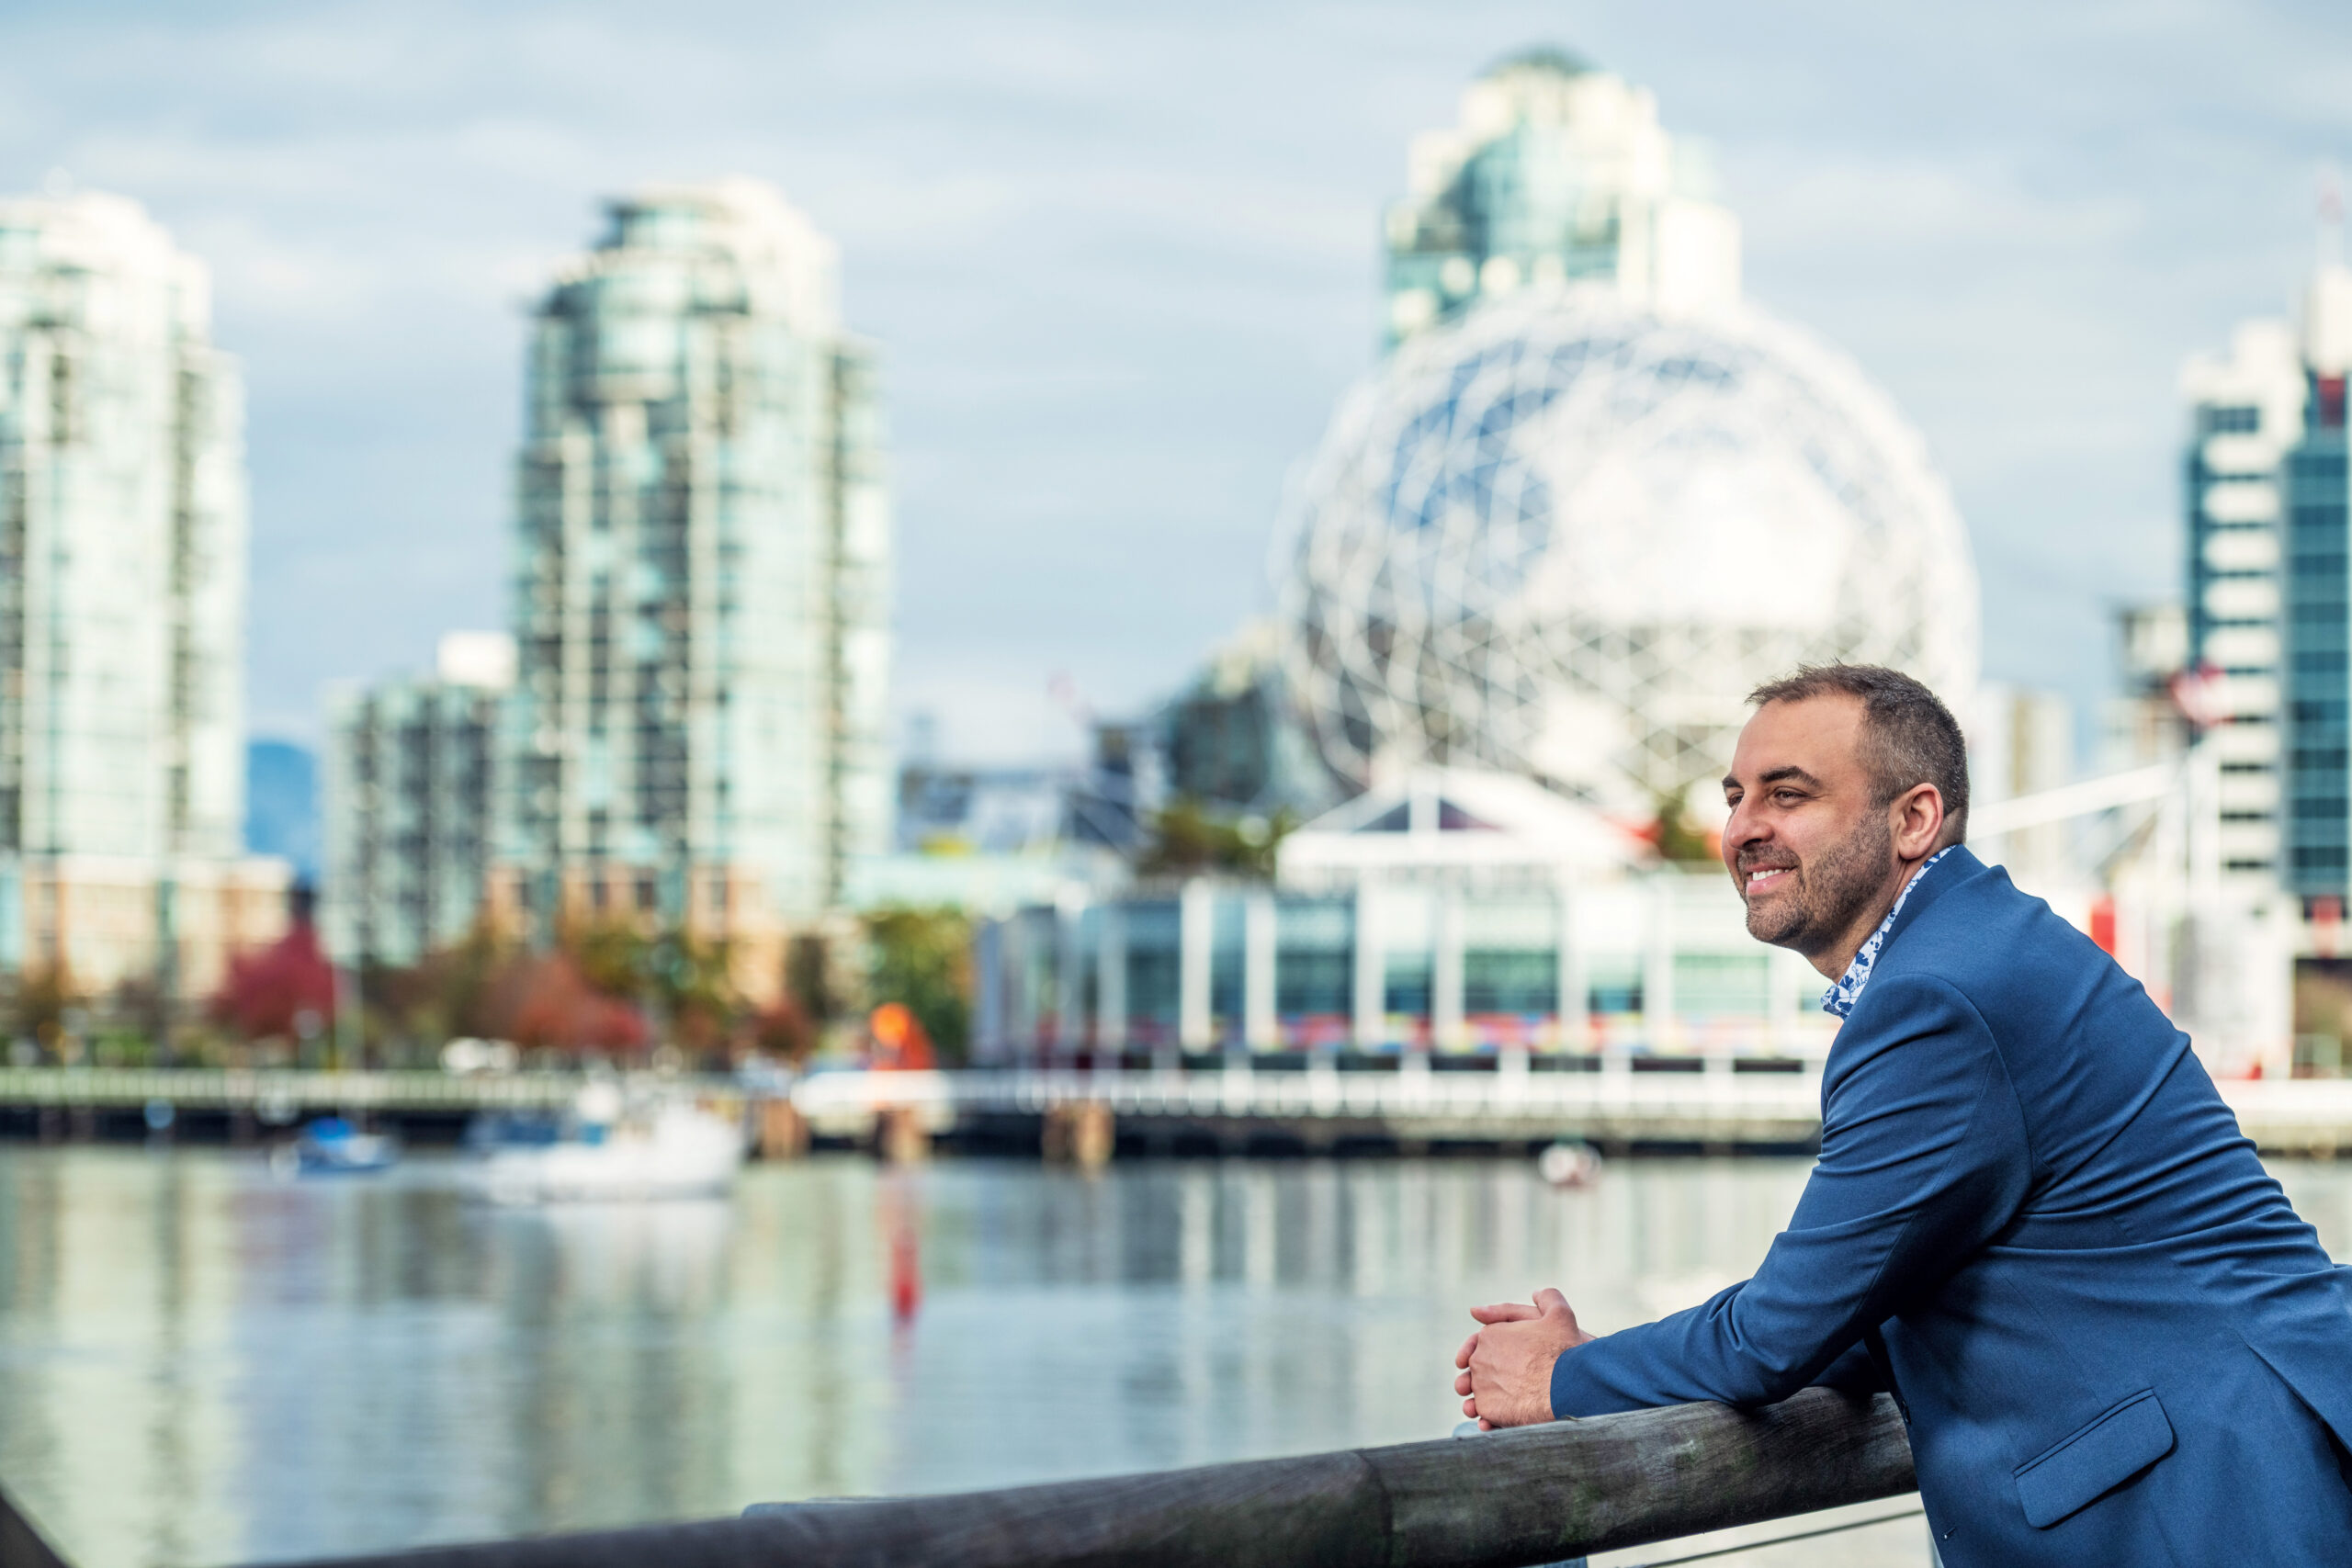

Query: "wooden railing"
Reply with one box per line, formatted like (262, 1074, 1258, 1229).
(1, 1389, 1915, 1568)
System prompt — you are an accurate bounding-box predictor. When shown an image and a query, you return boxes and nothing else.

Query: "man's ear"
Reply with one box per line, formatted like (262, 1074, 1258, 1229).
(1893, 783, 1943, 860)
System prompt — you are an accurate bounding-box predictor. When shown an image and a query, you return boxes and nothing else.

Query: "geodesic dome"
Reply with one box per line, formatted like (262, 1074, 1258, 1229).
(1281, 293, 1978, 813)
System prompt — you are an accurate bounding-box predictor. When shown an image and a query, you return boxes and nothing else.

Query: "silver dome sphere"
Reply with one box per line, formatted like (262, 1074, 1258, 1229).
(1281, 293, 1979, 811)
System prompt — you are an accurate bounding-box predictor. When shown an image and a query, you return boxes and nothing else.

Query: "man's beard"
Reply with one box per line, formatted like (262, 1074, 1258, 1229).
(1740, 811, 1894, 959)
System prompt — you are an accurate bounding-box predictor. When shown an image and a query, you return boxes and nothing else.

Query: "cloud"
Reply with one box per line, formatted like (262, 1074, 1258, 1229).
(3, 0, 2349, 772)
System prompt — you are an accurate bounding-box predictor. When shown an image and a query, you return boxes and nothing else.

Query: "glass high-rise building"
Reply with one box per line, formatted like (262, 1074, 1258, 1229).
(2180, 320, 2303, 889)
(498, 182, 890, 976)
(1381, 48, 1740, 347)
(0, 188, 284, 1007)
(2186, 260, 2352, 897)
(324, 633, 511, 969)
(2281, 263, 2352, 900)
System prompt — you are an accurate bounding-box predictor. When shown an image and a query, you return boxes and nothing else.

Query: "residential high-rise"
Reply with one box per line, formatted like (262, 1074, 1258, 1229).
(323, 633, 512, 969)
(2180, 316, 2307, 892)
(497, 182, 890, 990)
(0, 188, 285, 1009)
(2281, 259, 2352, 902)
(1381, 48, 1740, 347)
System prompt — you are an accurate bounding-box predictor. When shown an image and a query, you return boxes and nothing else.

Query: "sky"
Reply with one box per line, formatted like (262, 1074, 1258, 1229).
(4, 0, 2349, 766)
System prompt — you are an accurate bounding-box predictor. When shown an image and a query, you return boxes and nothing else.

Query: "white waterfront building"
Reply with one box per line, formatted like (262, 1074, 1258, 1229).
(496, 182, 891, 991)
(976, 769, 1833, 1066)
(0, 188, 286, 1009)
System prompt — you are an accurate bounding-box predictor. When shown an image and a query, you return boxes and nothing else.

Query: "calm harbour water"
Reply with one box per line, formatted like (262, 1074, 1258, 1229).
(2, 1146, 2349, 1568)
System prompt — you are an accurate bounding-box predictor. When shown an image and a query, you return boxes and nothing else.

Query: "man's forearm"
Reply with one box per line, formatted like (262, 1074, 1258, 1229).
(1546, 1284, 1883, 1416)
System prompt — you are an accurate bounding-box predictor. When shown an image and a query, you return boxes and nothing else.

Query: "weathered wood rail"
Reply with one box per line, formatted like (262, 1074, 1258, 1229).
(0, 1388, 1913, 1568)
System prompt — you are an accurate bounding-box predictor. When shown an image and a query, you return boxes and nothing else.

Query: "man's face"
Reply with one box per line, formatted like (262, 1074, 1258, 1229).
(1720, 696, 1900, 960)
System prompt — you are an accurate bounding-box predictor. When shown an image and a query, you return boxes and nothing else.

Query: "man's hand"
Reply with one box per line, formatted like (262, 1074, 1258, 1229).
(1452, 1287, 1592, 1429)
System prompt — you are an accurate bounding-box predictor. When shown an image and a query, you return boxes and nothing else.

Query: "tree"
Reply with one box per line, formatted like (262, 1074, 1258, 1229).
(11, 966, 76, 1058)
(212, 922, 337, 1044)
(566, 917, 650, 1000)
(1136, 797, 1294, 880)
(363, 923, 514, 1062)
(786, 932, 837, 1026)
(646, 929, 740, 1053)
(1648, 788, 1722, 866)
(750, 995, 817, 1063)
(484, 951, 649, 1057)
(864, 906, 973, 1065)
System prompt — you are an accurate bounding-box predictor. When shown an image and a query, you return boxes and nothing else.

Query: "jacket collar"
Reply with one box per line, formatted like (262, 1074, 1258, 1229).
(1878, 842, 1979, 952)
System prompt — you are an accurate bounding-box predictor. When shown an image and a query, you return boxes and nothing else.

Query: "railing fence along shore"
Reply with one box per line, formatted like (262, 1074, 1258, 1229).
(0, 1063, 1836, 1151)
(4, 1065, 2352, 1153)
(0, 1390, 1915, 1568)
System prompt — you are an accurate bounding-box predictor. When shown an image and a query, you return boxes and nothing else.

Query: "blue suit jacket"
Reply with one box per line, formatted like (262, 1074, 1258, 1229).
(1548, 848, 2352, 1565)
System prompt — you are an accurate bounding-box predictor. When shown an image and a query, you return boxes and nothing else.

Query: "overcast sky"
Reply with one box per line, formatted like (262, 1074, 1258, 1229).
(5, 0, 2349, 764)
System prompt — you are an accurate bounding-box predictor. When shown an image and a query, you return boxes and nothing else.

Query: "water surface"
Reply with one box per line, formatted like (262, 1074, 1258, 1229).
(0, 1147, 2346, 1567)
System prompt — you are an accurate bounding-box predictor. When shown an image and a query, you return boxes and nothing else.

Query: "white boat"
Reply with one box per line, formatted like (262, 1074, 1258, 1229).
(465, 1090, 744, 1204)
(1537, 1141, 1604, 1189)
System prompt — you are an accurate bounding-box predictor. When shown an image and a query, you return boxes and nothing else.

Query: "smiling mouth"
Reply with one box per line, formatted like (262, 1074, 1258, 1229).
(1743, 866, 1795, 895)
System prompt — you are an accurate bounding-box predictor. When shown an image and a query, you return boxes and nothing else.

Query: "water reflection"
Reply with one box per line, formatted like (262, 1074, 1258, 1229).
(0, 1148, 2346, 1567)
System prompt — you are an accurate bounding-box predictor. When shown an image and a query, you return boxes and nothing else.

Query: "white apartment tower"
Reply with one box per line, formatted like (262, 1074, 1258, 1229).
(2180, 317, 2317, 890)
(324, 633, 514, 969)
(0, 189, 283, 1006)
(500, 182, 890, 987)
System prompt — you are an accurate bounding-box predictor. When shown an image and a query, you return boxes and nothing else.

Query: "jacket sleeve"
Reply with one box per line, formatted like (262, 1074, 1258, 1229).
(1550, 973, 2033, 1416)
(1811, 1339, 1884, 1395)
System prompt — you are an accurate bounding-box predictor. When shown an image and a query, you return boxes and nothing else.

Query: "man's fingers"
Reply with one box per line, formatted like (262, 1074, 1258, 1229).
(1455, 1331, 1480, 1369)
(1533, 1286, 1570, 1316)
(1454, 1370, 1473, 1397)
(1462, 1395, 1477, 1417)
(1469, 1301, 1540, 1325)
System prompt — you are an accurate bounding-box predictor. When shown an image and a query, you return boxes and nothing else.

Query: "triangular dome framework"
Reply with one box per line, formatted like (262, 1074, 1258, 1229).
(1281, 296, 1979, 813)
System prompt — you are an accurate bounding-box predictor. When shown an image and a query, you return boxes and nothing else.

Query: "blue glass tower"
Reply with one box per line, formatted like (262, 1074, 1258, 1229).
(2285, 372, 2352, 899)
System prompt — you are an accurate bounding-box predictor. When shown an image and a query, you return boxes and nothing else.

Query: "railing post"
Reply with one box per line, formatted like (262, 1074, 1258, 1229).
(1432, 888, 1464, 1054)
(1097, 904, 1126, 1058)
(1179, 880, 1214, 1055)
(1352, 878, 1385, 1053)
(1243, 892, 1276, 1053)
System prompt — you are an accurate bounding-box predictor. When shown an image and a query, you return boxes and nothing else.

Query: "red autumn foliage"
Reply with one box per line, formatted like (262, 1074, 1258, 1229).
(749, 995, 817, 1063)
(485, 951, 648, 1055)
(212, 921, 338, 1042)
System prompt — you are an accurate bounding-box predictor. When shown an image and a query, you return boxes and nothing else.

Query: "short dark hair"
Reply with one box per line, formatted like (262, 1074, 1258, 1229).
(1747, 663, 1968, 845)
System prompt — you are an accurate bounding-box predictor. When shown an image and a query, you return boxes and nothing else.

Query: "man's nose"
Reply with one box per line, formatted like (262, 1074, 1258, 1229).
(1723, 798, 1769, 853)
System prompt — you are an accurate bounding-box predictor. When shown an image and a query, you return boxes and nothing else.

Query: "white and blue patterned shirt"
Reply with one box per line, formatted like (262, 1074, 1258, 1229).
(1819, 847, 1958, 1019)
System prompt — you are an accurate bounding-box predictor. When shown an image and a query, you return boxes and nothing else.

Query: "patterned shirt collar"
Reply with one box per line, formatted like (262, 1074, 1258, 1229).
(1819, 847, 1957, 1019)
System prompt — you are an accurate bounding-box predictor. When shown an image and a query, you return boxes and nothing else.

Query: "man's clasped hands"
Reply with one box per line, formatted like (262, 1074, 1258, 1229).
(1452, 1286, 1594, 1430)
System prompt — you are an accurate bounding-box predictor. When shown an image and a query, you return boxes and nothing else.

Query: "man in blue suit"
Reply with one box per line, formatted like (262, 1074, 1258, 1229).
(1453, 664, 2352, 1563)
